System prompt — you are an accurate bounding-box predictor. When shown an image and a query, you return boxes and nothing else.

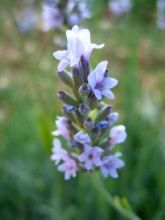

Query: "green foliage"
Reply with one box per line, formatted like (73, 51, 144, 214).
(131, 0, 156, 22)
(0, 4, 165, 220)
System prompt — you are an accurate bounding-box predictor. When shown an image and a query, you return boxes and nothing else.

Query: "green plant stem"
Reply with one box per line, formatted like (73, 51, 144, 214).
(91, 173, 141, 220)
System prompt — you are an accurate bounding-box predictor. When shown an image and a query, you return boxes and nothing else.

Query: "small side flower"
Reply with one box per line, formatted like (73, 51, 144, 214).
(109, 125, 127, 146)
(58, 158, 78, 180)
(101, 152, 125, 178)
(79, 145, 103, 170)
(88, 61, 118, 100)
(52, 116, 70, 140)
(51, 138, 69, 165)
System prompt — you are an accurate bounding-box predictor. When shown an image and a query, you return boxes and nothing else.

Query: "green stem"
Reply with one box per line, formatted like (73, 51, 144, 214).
(91, 173, 141, 220)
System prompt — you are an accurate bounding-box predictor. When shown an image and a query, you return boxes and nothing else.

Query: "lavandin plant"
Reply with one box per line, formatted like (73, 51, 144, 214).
(51, 25, 127, 180)
(51, 25, 141, 220)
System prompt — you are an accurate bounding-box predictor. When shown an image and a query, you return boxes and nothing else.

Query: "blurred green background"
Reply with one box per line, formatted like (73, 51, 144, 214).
(0, 0, 165, 219)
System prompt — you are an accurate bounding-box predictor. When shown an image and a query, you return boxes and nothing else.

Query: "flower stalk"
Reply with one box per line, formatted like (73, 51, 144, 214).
(91, 173, 141, 220)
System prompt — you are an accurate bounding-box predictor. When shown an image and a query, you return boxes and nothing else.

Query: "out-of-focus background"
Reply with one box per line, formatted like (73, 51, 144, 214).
(0, 0, 165, 219)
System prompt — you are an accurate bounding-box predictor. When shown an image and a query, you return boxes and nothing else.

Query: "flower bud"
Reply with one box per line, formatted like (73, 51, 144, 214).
(58, 71, 73, 88)
(79, 83, 90, 95)
(62, 105, 77, 123)
(57, 91, 77, 106)
(84, 118, 94, 130)
(96, 120, 109, 129)
(109, 125, 127, 145)
(72, 67, 84, 88)
(86, 91, 97, 109)
(79, 55, 90, 82)
(79, 103, 90, 116)
(108, 112, 119, 126)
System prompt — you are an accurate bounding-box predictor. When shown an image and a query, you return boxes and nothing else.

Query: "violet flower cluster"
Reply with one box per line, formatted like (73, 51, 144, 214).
(51, 25, 127, 180)
(42, 0, 91, 31)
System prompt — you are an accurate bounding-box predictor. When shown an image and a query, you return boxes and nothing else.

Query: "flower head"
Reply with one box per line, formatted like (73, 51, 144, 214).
(53, 25, 104, 71)
(79, 145, 103, 170)
(52, 116, 70, 139)
(110, 125, 127, 145)
(58, 158, 78, 180)
(88, 61, 118, 100)
(101, 152, 125, 178)
(74, 131, 91, 144)
(51, 139, 69, 164)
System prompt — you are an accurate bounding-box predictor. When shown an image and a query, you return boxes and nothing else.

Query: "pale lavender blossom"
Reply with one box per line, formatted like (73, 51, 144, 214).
(156, 0, 165, 30)
(108, 0, 132, 16)
(88, 61, 118, 100)
(108, 112, 119, 126)
(79, 145, 103, 170)
(42, 0, 64, 31)
(74, 131, 91, 144)
(101, 152, 125, 178)
(52, 116, 70, 139)
(51, 138, 69, 164)
(110, 125, 127, 145)
(58, 158, 78, 180)
(53, 25, 104, 71)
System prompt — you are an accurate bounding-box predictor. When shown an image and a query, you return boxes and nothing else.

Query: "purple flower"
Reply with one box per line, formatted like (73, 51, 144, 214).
(57, 158, 78, 180)
(109, 0, 132, 16)
(53, 25, 104, 71)
(88, 61, 118, 100)
(42, 0, 64, 31)
(51, 138, 69, 164)
(110, 125, 127, 145)
(74, 131, 91, 144)
(157, 0, 165, 30)
(108, 112, 119, 126)
(52, 116, 70, 139)
(101, 152, 125, 178)
(79, 145, 103, 170)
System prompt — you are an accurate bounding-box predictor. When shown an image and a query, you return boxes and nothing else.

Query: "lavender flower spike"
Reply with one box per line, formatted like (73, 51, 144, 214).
(58, 158, 78, 180)
(51, 139, 69, 165)
(53, 25, 104, 71)
(110, 125, 127, 145)
(88, 61, 118, 100)
(101, 152, 125, 178)
(52, 116, 70, 139)
(79, 145, 103, 170)
(51, 25, 127, 180)
(74, 131, 91, 144)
